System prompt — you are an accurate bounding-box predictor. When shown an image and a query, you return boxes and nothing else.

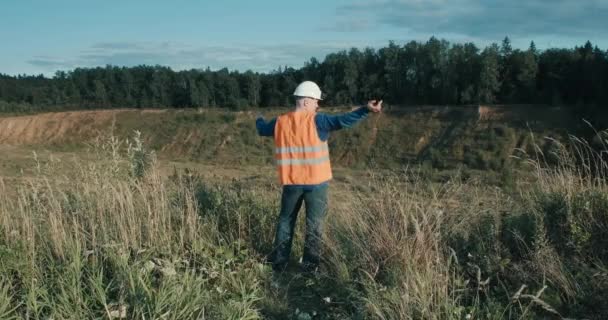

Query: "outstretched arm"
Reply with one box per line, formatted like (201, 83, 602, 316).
(316, 100, 383, 132)
(256, 115, 276, 137)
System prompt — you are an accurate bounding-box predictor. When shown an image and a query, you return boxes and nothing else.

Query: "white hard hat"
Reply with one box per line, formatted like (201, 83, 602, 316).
(293, 81, 323, 100)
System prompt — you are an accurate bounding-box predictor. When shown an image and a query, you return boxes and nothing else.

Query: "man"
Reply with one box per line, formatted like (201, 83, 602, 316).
(256, 80, 382, 273)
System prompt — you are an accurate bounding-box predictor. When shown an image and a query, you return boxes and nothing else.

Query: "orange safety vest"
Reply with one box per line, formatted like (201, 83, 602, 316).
(274, 111, 332, 185)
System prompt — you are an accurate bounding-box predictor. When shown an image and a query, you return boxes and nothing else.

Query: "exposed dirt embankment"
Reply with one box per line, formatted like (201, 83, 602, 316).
(0, 106, 570, 168)
(0, 109, 165, 145)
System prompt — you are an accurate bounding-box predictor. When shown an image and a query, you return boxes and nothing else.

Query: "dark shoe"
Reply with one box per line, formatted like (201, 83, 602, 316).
(299, 262, 319, 274)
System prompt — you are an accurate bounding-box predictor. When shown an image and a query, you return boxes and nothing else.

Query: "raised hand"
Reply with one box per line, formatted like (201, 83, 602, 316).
(367, 100, 383, 113)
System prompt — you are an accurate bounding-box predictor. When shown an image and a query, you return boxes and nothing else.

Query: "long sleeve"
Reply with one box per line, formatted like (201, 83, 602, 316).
(256, 117, 276, 137)
(315, 107, 369, 131)
(315, 107, 369, 140)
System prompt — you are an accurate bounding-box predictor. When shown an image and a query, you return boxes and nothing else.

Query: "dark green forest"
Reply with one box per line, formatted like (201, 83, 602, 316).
(1, 37, 607, 114)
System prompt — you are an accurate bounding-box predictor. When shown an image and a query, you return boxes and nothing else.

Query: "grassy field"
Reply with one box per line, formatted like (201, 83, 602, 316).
(0, 129, 607, 319)
(1, 108, 607, 319)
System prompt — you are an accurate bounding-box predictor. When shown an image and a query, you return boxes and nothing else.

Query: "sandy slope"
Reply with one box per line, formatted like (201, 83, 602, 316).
(0, 109, 165, 145)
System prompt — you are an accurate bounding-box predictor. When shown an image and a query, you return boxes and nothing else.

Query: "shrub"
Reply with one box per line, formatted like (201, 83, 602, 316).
(127, 130, 156, 179)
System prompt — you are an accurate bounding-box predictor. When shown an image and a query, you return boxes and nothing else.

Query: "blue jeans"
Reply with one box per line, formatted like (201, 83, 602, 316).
(272, 184, 328, 272)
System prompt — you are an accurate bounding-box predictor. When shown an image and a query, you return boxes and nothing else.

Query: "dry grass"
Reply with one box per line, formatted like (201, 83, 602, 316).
(326, 174, 460, 319)
(1, 129, 607, 319)
(1, 157, 200, 261)
(0, 134, 268, 319)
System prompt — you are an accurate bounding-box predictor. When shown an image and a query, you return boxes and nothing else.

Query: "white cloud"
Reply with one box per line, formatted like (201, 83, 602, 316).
(333, 0, 608, 41)
(26, 40, 383, 74)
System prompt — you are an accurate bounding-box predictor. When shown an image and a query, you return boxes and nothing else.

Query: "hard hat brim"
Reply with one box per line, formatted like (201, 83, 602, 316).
(294, 94, 323, 101)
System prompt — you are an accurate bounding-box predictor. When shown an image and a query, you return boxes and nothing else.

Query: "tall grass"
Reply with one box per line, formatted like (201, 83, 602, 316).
(324, 174, 463, 319)
(0, 133, 267, 319)
(1, 129, 607, 319)
(504, 129, 608, 317)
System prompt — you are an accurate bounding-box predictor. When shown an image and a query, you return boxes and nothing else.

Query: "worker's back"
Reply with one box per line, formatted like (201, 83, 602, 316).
(274, 111, 332, 185)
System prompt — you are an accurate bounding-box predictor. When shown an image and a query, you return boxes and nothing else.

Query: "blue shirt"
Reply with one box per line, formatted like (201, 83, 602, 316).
(256, 106, 370, 189)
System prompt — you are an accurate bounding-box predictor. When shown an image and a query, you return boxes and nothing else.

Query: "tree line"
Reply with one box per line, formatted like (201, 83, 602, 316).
(1, 37, 607, 114)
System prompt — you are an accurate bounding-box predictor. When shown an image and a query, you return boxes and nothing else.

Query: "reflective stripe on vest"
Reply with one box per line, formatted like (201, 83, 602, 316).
(276, 155, 330, 166)
(274, 111, 333, 185)
(275, 144, 329, 154)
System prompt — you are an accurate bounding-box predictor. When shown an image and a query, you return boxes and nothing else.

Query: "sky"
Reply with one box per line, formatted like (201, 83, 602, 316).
(2, 0, 607, 77)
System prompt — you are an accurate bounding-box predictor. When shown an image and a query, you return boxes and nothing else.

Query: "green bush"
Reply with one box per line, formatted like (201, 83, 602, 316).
(501, 211, 540, 259)
(127, 130, 156, 179)
(447, 212, 510, 279)
(538, 190, 608, 261)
